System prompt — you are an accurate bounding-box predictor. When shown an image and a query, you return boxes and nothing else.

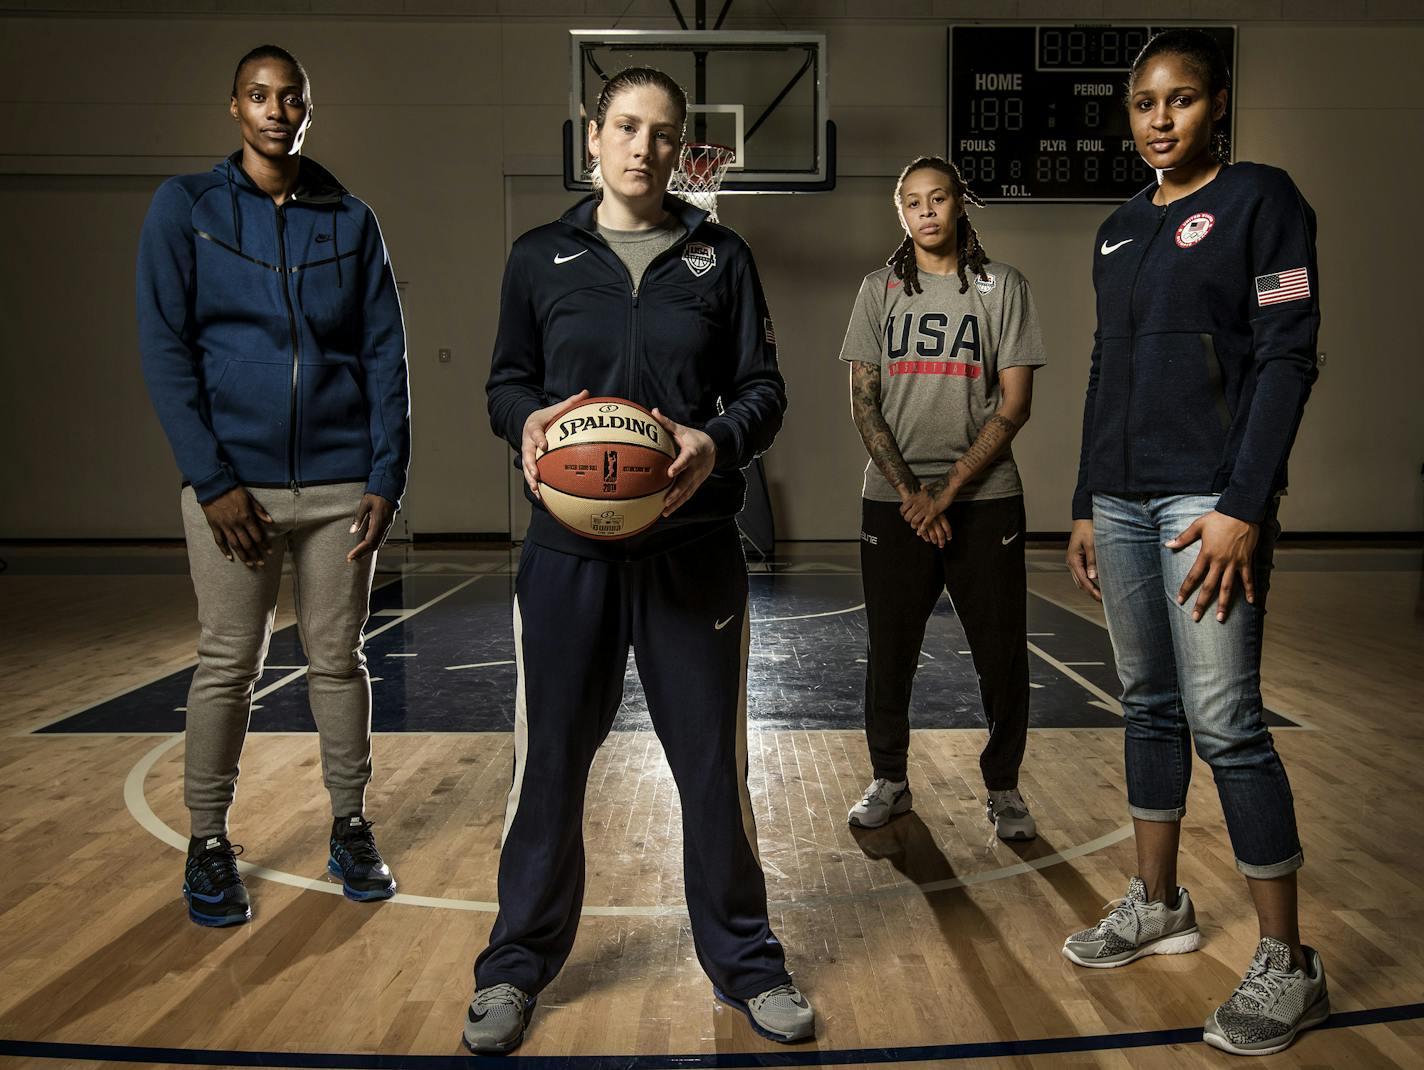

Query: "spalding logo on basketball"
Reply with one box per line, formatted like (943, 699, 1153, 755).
(535, 397, 675, 539)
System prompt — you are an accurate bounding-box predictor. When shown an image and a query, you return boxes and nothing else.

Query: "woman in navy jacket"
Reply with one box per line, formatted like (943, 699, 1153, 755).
(1061, 31, 1327, 1057)
(465, 67, 812, 1054)
(137, 46, 410, 927)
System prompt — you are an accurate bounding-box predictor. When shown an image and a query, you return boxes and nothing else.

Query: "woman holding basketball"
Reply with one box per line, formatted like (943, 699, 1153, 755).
(839, 156, 1047, 843)
(468, 67, 812, 1053)
(1062, 29, 1327, 1056)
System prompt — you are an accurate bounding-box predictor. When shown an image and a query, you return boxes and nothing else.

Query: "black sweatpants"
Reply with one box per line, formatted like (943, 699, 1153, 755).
(474, 523, 791, 1000)
(860, 495, 1029, 790)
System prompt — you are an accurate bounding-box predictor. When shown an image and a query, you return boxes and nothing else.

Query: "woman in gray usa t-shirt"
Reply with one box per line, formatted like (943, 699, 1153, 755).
(838, 155, 1047, 842)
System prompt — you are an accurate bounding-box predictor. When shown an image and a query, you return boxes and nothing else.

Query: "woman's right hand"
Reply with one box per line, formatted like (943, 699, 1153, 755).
(521, 390, 589, 497)
(1066, 518, 1101, 602)
(200, 487, 274, 567)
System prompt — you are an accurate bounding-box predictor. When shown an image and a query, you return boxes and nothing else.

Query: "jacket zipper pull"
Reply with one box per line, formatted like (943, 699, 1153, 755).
(291, 480, 300, 495)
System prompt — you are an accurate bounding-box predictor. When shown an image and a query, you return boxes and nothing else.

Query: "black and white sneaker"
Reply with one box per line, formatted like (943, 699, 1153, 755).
(182, 834, 251, 927)
(328, 815, 397, 901)
(1203, 938, 1329, 1056)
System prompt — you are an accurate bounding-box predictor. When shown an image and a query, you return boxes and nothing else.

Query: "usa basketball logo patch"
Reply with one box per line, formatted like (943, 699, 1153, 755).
(975, 271, 997, 295)
(1175, 212, 1215, 248)
(683, 242, 716, 277)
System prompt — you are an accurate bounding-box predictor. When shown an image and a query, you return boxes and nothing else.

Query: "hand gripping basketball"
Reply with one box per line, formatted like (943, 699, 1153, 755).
(531, 395, 678, 539)
(521, 390, 589, 498)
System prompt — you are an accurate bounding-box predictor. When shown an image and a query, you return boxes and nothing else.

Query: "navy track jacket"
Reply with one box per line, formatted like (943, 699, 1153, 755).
(1073, 163, 1319, 524)
(487, 194, 787, 556)
(137, 153, 411, 506)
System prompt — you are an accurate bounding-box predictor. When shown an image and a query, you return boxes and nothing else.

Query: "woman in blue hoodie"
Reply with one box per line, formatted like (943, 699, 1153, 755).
(137, 45, 410, 927)
(1060, 30, 1326, 1057)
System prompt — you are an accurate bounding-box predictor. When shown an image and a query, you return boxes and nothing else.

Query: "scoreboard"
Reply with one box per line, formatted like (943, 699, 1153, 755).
(947, 25, 1236, 203)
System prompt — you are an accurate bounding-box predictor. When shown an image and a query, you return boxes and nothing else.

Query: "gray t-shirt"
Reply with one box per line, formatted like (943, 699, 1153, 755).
(598, 218, 688, 292)
(838, 260, 1047, 502)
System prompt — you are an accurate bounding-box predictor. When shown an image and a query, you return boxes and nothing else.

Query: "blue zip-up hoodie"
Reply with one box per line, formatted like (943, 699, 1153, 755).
(1073, 162, 1319, 524)
(487, 193, 786, 560)
(137, 152, 410, 505)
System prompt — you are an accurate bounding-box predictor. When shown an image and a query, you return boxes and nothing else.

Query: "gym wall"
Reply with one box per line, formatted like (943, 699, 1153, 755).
(1, 5, 1419, 539)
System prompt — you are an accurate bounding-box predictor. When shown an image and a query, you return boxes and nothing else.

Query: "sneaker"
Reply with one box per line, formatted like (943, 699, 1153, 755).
(714, 982, 815, 1042)
(1203, 939, 1329, 1056)
(328, 815, 397, 901)
(848, 778, 912, 829)
(182, 834, 251, 927)
(986, 788, 1037, 841)
(1062, 876, 1201, 967)
(462, 983, 536, 1054)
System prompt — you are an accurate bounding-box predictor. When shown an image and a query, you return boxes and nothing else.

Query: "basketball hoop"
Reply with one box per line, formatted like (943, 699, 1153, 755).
(669, 142, 737, 221)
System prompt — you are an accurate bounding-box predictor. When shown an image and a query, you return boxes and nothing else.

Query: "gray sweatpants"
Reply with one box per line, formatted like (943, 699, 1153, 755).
(180, 483, 377, 837)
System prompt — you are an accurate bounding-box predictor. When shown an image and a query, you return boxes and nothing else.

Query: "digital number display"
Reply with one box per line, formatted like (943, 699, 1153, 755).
(948, 25, 1236, 203)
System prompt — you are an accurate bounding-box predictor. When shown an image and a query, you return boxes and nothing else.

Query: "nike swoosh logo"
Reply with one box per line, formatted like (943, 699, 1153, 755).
(553, 251, 587, 265)
(1002, 532, 1020, 545)
(187, 889, 228, 904)
(1100, 239, 1133, 255)
(315, 234, 333, 243)
(715, 615, 736, 630)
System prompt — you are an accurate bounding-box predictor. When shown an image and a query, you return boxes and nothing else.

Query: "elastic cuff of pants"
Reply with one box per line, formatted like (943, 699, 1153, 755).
(1235, 851, 1303, 879)
(1128, 804, 1186, 822)
(329, 790, 367, 820)
(189, 809, 229, 838)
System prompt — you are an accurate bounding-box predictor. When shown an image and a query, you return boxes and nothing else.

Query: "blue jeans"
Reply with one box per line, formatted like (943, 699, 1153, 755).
(1093, 493, 1303, 879)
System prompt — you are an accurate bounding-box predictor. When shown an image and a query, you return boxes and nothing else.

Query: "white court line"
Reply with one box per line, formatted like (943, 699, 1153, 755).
(1028, 641, 1123, 716)
(755, 602, 864, 624)
(125, 729, 1133, 917)
(446, 660, 516, 671)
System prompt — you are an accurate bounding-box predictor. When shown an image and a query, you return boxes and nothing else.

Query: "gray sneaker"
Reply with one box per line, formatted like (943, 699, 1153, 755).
(462, 982, 536, 1054)
(848, 778, 912, 828)
(986, 788, 1036, 841)
(715, 982, 815, 1042)
(1062, 876, 1201, 967)
(1203, 939, 1329, 1056)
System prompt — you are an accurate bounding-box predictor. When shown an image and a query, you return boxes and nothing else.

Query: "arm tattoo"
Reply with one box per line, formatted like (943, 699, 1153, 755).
(849, 362, 918, 493)
(934, 413, 1022, 496)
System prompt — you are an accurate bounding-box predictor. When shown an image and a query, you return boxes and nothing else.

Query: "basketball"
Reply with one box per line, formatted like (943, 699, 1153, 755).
(534, 396, 676, 539)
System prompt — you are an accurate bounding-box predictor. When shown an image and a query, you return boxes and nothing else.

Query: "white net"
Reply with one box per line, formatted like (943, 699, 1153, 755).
(668, 142, 737, 221)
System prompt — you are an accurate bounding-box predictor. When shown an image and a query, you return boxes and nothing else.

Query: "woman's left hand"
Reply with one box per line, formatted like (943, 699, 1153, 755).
(901, 478, 952, 535)
(348, 493, 397, 562)
(652, 409, 717, 517)
(1165, 510, 1259, 623)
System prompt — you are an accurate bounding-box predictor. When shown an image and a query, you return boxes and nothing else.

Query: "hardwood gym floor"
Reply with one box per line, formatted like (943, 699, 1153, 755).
(1, 542, 1420, 1068)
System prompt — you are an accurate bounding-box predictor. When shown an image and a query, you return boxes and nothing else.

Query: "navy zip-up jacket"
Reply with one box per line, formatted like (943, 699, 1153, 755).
(1073, 162, 1319, 524)
(487, 194, 786, 559)
(137, 153, 411, 505)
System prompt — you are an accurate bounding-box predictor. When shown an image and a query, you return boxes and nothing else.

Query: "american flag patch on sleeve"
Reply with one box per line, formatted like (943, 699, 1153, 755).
(1255, 267, 1311, 307)
(764, 317, 777, 347)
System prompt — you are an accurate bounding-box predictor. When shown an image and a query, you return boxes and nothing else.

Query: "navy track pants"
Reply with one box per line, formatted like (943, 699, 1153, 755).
(474, 523, 791, 999)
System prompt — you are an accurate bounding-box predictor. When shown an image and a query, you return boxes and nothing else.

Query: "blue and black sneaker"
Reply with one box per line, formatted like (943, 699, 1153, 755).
(328, 815, 397, 902)
(183, 834, 251, 927)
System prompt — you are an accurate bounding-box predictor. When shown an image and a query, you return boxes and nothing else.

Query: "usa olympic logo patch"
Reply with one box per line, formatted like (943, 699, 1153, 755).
(1175, 212, 1216, 249)
(682, 242, 716, 277)
(974, 271, 998, 296)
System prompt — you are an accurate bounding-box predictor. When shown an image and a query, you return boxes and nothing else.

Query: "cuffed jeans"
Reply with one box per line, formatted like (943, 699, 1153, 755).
(1093, 493, 1303, 879)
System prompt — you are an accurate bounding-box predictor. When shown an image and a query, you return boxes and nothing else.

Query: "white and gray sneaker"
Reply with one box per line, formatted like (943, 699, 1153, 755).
(1062, 876, 1201, 967)
(1203, 938, 1329, 1056)
(848, 778, 912, 828)
(715, 982, 815, 1042)
(986, 788, 1036, 841)
(462, 982, 536, 1054)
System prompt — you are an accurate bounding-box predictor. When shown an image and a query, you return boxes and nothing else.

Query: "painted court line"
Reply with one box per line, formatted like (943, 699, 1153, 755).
(4, 1004, 1421, 1067)
(125, 727, 1133, 917)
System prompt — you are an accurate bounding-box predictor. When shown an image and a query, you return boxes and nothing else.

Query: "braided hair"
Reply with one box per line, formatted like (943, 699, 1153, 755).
(1128, 29, 1232, 164)
(887, 156, 989, 296)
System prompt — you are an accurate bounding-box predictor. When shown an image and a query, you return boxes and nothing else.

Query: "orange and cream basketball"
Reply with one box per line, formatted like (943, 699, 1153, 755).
(534, 397, 675, 539)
